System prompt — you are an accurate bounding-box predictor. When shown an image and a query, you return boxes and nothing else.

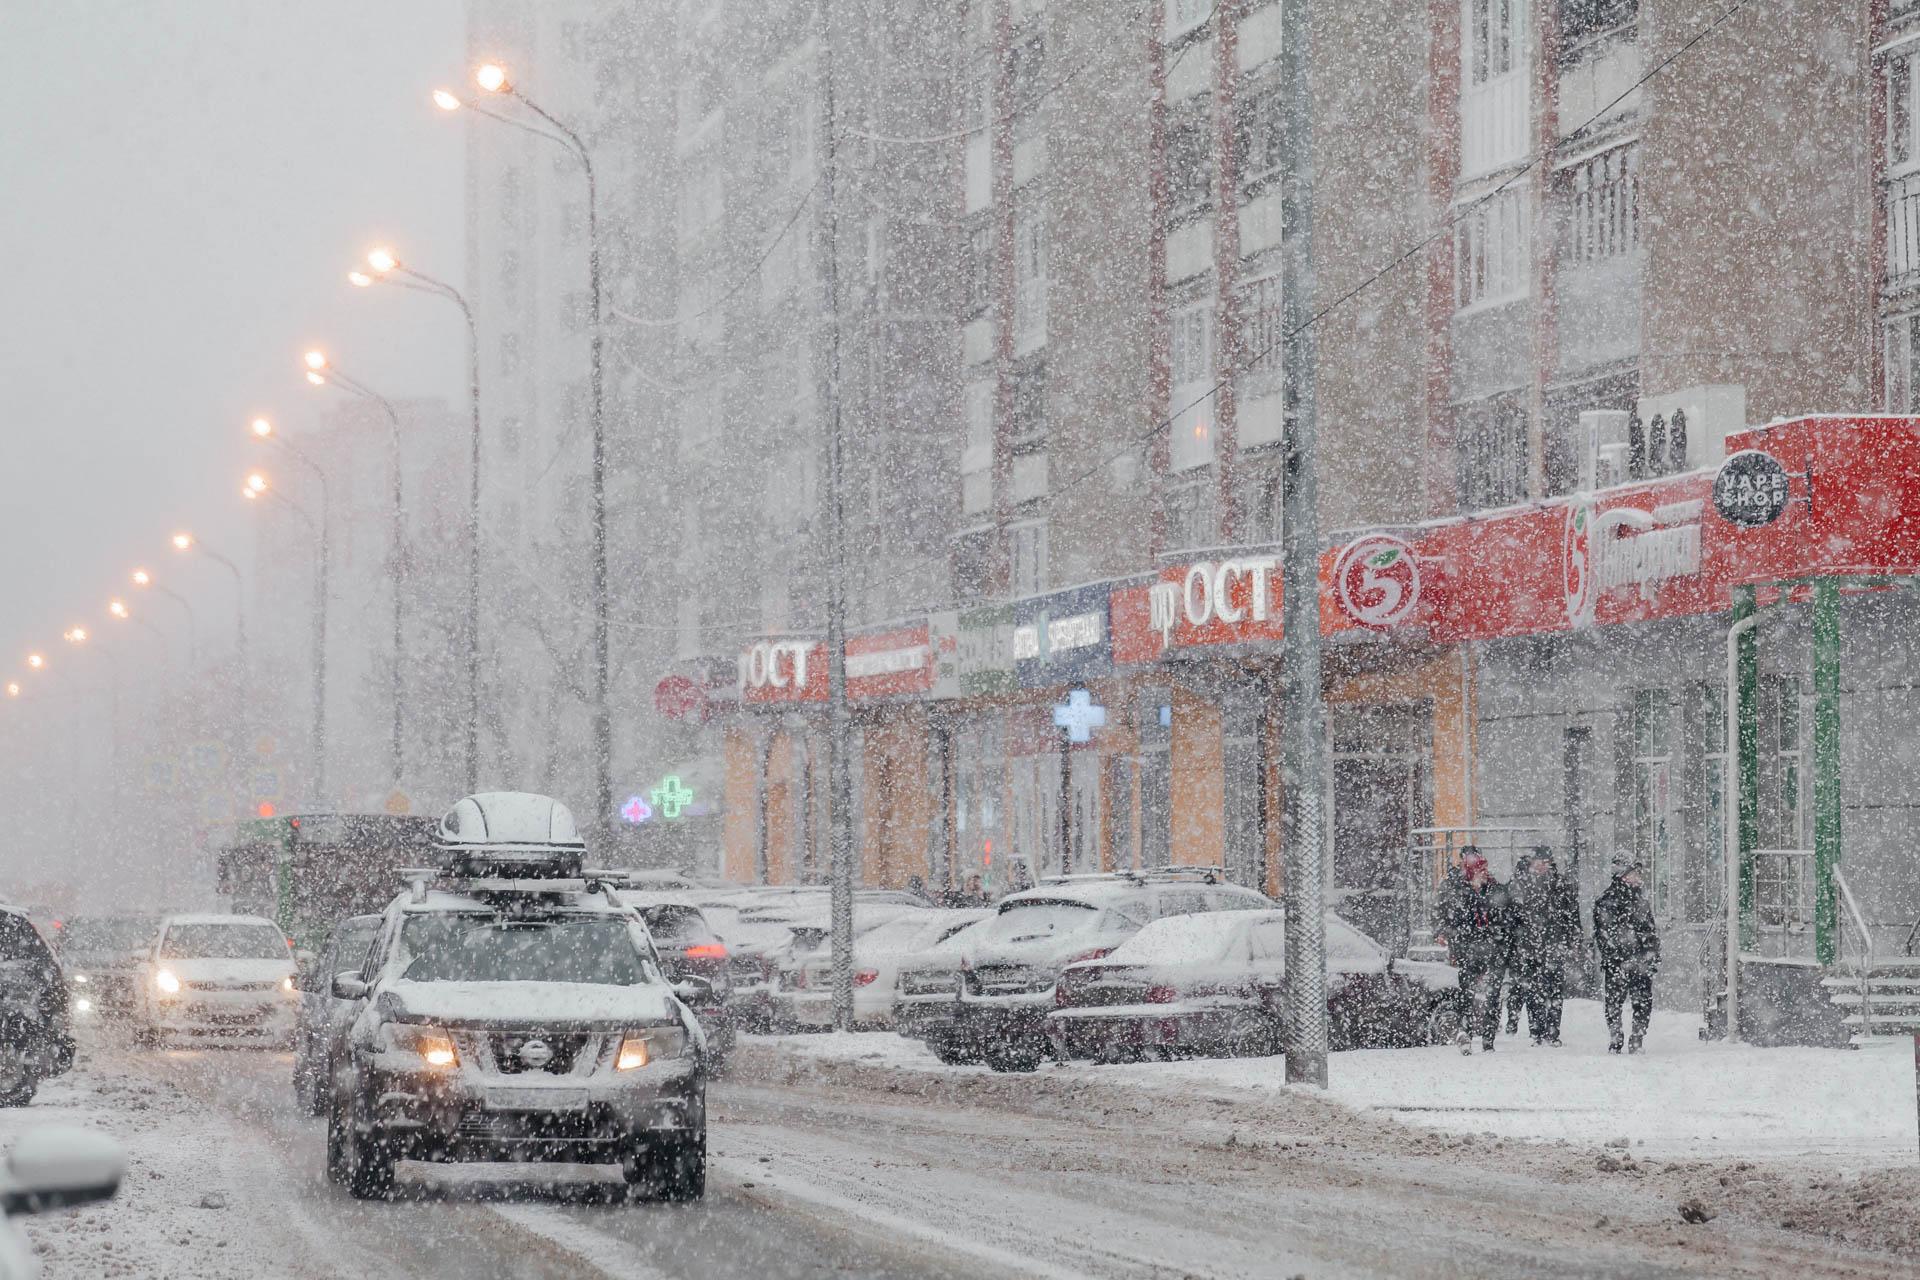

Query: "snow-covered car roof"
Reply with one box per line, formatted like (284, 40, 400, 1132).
(996, 876, 1271, 914)
(159, 913, 281, 928)
(1100, 909, 1283, 964)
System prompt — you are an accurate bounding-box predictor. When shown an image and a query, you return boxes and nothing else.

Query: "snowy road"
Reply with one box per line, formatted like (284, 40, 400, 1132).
(4, 1030, 1917, 1278)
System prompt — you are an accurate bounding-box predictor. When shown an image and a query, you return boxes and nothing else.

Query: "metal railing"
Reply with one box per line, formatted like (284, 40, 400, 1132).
(1888, 170, 1920, 286)
(1834, 867, 1875, 1037)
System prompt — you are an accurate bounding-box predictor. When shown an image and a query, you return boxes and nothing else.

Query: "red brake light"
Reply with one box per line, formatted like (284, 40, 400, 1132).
(684, 943, 727, 959)
(1146, 984, 1178, 1004)
(1065, 947, 1112, 966)
(853, 969, 878, 987)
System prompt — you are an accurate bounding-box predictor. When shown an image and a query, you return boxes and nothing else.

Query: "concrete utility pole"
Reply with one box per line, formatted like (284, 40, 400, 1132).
(1278, 0, 1331, 1088)
(820, 0, 857, 1032)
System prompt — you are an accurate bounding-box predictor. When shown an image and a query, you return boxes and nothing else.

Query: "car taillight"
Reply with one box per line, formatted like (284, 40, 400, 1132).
(1146, 984, 1178, 1004)
(852, 969, 878, 987)
(684, 943, 727, 959)
(1064, 947, 1112, 966)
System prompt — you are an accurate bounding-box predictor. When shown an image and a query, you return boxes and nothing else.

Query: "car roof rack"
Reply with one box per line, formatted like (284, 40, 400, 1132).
(398, 865, 629, 906)
(1037, 865, 1228, 888)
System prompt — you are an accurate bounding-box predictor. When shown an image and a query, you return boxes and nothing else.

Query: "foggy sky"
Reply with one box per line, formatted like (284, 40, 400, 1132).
(0, 0, 467, 673)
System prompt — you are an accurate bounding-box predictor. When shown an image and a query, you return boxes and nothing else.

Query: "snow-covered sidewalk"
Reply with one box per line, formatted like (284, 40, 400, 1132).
(767, 998, 1920, 1169)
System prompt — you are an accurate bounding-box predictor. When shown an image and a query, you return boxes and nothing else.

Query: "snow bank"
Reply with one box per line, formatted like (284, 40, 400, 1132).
(769, 998, 1919, 1169)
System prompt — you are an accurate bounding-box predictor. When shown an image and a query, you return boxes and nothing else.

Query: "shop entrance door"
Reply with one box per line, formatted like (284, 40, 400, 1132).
(1331, 704, 1432, 944)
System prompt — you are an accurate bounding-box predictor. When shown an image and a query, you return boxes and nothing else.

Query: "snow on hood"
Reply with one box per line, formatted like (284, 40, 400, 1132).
(383, 979, 679, 1026)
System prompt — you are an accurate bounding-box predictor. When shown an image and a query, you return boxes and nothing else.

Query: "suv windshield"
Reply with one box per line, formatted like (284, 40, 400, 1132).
(400, 915, 646, 986)
(61, 918, 155, 954)
(975, 901, 1100, 945)
(161, 922, 288, 960)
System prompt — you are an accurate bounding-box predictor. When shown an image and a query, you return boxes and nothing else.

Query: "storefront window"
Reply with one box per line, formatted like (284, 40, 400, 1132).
(1702, 683, 1727, 924)
(1629, 688, 1673, 917)
(1758, 675, 1803, 851)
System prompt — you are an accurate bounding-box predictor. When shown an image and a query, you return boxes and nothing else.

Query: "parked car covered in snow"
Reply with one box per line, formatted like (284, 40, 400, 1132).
(897, 870, 1273, 1072)
(1048, 910, 1459, 1061)
(632, 900, 736, 1071)
(292, 913, 381, 1114)
(774, 909, 988, 1029)
(701, 891, 922, 1031)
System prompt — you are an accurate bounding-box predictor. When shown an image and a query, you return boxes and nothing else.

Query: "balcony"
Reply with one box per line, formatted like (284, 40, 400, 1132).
(1887, 170, 1920, 289)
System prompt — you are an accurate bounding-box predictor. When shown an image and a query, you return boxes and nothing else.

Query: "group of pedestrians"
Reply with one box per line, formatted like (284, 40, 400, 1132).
(1438, 846, 1662, 1056)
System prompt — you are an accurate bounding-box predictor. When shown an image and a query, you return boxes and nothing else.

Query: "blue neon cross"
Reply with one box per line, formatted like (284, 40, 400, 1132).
(651, 776, 695, 820)
(1052, 689, 1107, 744)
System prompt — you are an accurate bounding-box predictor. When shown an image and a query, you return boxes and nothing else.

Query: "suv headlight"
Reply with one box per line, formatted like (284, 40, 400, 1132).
(617, 1024, 689, 1070)
(383, 1023, 458, 1068)
(154, 969, 181, 995)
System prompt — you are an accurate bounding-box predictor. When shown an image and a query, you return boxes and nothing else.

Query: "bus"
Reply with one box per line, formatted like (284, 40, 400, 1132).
(216, 813, 437, 948)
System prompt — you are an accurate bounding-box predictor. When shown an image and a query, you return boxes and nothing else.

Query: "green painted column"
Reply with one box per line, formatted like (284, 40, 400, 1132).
(1813, 578, 1842, 966)
(1734, 586, 1759, 953)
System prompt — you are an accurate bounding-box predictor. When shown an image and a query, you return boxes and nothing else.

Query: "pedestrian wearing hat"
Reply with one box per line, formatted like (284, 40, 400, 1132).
(1593, 854, 1660, 1053)
(1508, 847, 1581, 1045)
(1437, 847, 1512, 1053)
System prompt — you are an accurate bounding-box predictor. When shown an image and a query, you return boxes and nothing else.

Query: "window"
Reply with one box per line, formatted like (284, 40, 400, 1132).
(1884, 313, 1920, 411)
(963, 380, 995, 473)
(1891, 52, 1917, 172)
(1010, 520, 1047, 595)
(1630, 688, 1674, 918)
(1456, 394, 1529, 509)
(1166, 95, 1214, 216)
(1013, 204, 1047, 351)
(1010, 362, 1046, 442)
(1238, 456, 1284, 545)
(966, 223, 994, 318)
(1466, 0, 1526, 85)
(1456, 185, 1530, 308)
(1240, 276, 1283, 379)
(1237, 83, 1285, 185)
(1564, 144, 1639, 263)
(1701, 682, 1728, 924)
(1171, 303, 1214, 389)
(1166, 0, 1212, 40)
(1559, 0, 1634, 46)
(1009, 33, 1046, 117)
(1164, 470, 1216, 550)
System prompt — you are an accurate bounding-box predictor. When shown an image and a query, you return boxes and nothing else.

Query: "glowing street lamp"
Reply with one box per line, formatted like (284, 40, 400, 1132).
(366, 247, 398, 274)
(431, 89, 462, 112)
(250, 417, 274, 439)
(475, 62, 509, 93)
(5, 682, 17, 698)
(108, 600, 128, 620)
(246, 472, 269, 494)
(171, 532, 193, 552)
(131, 568, 197, 666)
(25, 654, 43, 671)
(347, 271, 373, 288)
(62, 627, 87, 645)
(303, 349, 328, 372)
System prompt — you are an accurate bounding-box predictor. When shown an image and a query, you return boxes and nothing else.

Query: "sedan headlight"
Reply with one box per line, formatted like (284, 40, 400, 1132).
(616, 1024, 689, 1071)
(154, 969, 181, 995)
(280, 976, 296, 994)
(383, 1023, 458, 1068)
(72, 973, 89, 985)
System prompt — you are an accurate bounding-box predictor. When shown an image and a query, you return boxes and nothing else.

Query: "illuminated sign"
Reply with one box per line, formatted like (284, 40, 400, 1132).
(1052, 689, 1107, 744)
(650, 776, 695, 820)
(619, 795, 653, 825)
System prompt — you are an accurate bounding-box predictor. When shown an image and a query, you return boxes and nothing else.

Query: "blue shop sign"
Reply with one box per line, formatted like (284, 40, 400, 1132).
(1013, 582, 1113, 689)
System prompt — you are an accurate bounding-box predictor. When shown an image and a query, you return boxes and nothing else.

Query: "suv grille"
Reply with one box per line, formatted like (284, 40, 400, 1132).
(487, 1032, 591, 1076)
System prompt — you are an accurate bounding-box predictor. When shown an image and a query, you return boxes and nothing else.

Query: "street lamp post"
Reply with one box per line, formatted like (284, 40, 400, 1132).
(355, 250, 484, 793)
(441, 64, 610, 825)
(107, 599, 171, 660)
(172, 529, 250, 823)
(304, 350, 405, 789)
(130, 569, 197, 668)
(244, 472, 328, 806)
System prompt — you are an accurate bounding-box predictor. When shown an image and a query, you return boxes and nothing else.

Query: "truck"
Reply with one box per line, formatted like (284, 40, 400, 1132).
(216, 813, 437, 949)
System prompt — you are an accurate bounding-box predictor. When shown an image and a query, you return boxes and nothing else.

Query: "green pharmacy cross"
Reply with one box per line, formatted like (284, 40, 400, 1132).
(651, 775, 695, 820)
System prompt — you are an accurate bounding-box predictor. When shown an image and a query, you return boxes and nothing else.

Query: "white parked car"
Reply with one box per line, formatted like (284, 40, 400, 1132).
(135, 914, 298, 1047)
(774, 909, 989, 1029)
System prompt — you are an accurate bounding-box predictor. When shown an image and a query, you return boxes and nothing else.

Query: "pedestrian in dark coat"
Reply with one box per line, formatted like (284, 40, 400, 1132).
(1508, 848, 1581, 1045)
(1593, 853, 1661, 1053)
(1438, 848, 1512, 1053)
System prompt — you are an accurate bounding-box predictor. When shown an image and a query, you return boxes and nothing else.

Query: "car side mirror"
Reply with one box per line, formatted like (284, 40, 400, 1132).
(1, 1126, 125, 1216)
(331, 973, 368, 1001)
(672, 977, 712, 1005)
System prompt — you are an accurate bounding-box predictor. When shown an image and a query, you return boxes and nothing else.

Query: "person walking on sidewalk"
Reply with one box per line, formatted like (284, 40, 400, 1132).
(1509, 848, 1581, 1045)
(1593, 854, 1661, 1054)
(1438, 848, 1512, 1054)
